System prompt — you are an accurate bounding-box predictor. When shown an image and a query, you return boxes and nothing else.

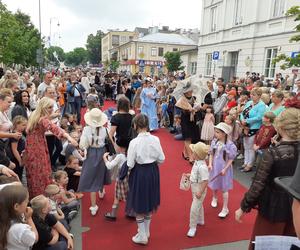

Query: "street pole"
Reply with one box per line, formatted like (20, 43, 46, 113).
(38, 0, 43, 76)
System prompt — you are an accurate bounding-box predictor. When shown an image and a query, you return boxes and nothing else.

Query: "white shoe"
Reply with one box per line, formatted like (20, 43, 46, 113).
(211, 198, 218, 208)
(98, 190, 105, 199)
(237, 154, 244, 159)
(187, 228, 197, 237)
(197, 218, 205, 225)
(218, 208, 229, 218)
(132, 233, 148, 245)
(89, 205, 99, 216)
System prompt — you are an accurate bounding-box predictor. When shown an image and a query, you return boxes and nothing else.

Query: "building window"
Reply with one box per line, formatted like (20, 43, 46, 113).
(173, 48, 178, 52)
(112, 35, 119, 46)
(151, 47, 157, 56)
(191, 62, 197, 75)
(206, 53, 212, 75)
(210, 6, 217, 32)
(120, 36, 127, 43)
(272, 0, 285, 18)
(264, 48, 278, 78)
(138, 46, 144, 55)
(158, 47, 164, 57)
(234, 0, 243, 25)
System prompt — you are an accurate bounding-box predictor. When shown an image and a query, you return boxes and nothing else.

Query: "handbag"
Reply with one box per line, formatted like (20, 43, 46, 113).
(119, 161, 129, 181)
(179, 173, 191, 191)
(105, 129, 116, 155)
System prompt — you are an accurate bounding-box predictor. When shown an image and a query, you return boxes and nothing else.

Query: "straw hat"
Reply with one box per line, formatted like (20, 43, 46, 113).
(215, 122, 232, 135)
(84, 108, 108, 127)
(189, 142, 210, 160)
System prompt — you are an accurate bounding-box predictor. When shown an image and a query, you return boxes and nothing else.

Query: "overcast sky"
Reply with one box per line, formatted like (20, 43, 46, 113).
(2, 0, 202, 52)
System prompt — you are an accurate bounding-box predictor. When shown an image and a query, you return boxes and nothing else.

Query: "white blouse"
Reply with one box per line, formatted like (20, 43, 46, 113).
(127, 132, 165, 169)
(79, 126, 106, 149)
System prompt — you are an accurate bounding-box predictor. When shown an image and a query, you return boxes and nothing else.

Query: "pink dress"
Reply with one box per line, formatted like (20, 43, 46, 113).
(23, 117, 64, 198)
(201, 113, 215, 141)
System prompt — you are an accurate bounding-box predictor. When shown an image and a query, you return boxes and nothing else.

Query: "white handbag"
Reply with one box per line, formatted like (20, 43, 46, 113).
(179, 174, 191, 191)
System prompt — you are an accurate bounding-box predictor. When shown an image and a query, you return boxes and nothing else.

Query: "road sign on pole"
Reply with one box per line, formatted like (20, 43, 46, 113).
(212, 51, 220, 60)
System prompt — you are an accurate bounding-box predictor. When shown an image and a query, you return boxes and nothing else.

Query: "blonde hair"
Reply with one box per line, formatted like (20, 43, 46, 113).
(12, 115, 27, 129)
(261, 93, 271, 105)
(251, 87, 262, 97)
(54, 170, 67, 183)
(0, 88, 13, 100)
(274, 108, 300, 140)
(44, 184, 60, 196)
(30, 195, 48, 215)
(27, 97, 55, 132)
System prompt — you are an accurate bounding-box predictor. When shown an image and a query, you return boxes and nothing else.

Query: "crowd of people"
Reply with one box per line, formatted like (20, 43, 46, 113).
(0, 67, 299, 249)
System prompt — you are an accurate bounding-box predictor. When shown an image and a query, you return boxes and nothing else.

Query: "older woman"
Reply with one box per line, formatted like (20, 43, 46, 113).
(23, 97, 77, 197)
(0, 88, 21, 141)
(175, 82, 200, 163)
(11, 90, 31, 120)
(268, 89, 285, 116)
(235, 97, 300, 250)
(240, 88, 267, 172)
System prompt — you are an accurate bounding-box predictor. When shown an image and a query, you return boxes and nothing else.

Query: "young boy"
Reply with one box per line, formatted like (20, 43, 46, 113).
(253, 111, 276, 167)
(184, 142, 210, 238)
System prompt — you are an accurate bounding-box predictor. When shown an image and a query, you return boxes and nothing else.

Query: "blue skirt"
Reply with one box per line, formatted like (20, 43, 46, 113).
(127, 162, 160, 214)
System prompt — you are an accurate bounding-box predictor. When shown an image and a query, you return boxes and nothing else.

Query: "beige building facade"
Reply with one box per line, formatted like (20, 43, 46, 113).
(101, 30, 137, 63)
(110, 32, 197, 75)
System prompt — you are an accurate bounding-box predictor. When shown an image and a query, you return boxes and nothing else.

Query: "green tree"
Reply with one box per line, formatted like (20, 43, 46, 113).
(164, 51, 184, 73)
(65, 47, 88, 66)
(0, 2, 42, 66)
(86, 30, 104, 65)
(273, 6, 300, 69)
(109, 60, 120, 72)
(46, 46, 65, 66)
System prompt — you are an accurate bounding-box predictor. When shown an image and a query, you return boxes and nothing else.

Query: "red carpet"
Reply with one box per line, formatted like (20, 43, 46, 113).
(81, 104, 256, 250)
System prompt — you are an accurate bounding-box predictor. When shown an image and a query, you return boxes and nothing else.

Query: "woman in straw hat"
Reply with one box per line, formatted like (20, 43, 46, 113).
(175, 80, 200, 163)
(78, 108, 110, 216)
(23, 97, 78, 198)
(235, 94, 300, 250)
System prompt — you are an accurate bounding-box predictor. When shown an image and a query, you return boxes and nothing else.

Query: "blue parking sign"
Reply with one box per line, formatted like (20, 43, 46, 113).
(212, 51, 219, 60)
(291, 52, 300, 58)
(139, 60, 145, 67)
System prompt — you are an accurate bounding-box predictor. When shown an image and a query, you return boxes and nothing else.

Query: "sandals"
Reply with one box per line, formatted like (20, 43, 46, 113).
(241, 165, 253, 172)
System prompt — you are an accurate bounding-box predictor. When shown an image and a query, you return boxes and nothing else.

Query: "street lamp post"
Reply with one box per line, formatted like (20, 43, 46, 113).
(49, 17, 60, 47)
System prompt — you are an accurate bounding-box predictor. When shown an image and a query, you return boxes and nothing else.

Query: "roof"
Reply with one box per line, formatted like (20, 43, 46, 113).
(137, 32, 197, 45)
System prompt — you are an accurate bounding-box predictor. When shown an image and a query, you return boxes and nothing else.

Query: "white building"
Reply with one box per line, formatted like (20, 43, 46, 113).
(197, 0, 300, 81)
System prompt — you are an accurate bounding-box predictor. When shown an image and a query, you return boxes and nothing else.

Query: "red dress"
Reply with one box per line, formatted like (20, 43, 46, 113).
(23, 117, 64, 198)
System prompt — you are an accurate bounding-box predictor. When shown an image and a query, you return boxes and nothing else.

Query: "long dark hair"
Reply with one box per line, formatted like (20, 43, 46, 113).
(0, 185, 28, 249)
(14, 90, 30, 108)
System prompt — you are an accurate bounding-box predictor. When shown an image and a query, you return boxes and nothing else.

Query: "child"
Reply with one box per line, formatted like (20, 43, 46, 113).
(184, 142, 210, 238)
(224, 114, 242, 142)
(223, 89, 237, 120)
(160, 97, 170, 128)
(8, 115, 27, 181)
(103, 146, 127, 221)
(126, 114, 165, 245)
(201, 105, 215, 144)
(54, 170, 80, 214)
(31, 195, 73, 250)
(44, 184, 71, 230)
(253, 112, 276, 166)
(0, 185, 38, 250)
(208, 122, 237, 218)
(64, 156, 82, 194)
(77, 108, 110, 216)
(64, 131, 85, 162)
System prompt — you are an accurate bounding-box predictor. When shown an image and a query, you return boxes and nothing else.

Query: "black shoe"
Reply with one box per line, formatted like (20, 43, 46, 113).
(104, 212, 116, 221)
